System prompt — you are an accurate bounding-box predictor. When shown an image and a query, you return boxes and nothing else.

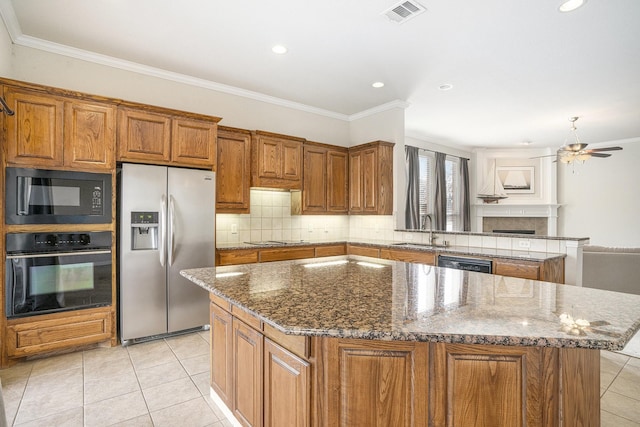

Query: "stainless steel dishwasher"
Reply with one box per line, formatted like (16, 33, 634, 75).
(437, 255, 493, 274)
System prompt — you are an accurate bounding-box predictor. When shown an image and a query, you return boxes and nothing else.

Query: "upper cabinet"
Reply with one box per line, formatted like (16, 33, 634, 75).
(117, 106, 219, 169)
(293, 142, 348, 214)
(216, 126, 252, 214)
(251, 130, 304, 190)
(3, 85, 115, 171)
(349, 141, 394, 215)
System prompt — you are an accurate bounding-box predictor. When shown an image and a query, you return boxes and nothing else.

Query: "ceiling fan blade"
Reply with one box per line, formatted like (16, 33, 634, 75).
(529, 155, 558, 159)
(590, 153, 612, 158)
(586, 146, 623, 153)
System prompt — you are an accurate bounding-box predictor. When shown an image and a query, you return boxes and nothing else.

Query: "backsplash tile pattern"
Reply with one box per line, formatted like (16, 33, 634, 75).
(216, 189, 349, 244)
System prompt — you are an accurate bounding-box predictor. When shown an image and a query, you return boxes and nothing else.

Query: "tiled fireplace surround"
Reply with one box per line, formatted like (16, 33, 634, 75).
(216, 190, 586, 285)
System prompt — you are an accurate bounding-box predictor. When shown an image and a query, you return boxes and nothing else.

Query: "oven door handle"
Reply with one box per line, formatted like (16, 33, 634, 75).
(6, 250, 112, 259)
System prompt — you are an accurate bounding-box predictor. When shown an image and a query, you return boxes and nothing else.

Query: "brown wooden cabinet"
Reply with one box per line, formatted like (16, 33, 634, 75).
(217, 126, 252, 213)
(211, 302, 234, 409)
(5, 307, 113, 358)
(216, 243, 347, 266)
(292, 142, 348, 214)
(493, 256, 564, 283)
(380, 247, 436, 265)
(349, 141, 394, 215)
(233, 318, 264, 427)
(264, 339, 310, 427)
(430, 343, 558, 427)
(251, 131, 304, 190)
(320, 337, 429, 426)
(63, 100, 116, 170)
(210, 296, 312, 427)
(4, 86, 115, 170)
(117, 107, 218, 168)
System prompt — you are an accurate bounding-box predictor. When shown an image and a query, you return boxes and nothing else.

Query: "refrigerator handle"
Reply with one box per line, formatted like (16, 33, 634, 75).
(159, 195, 166, 267)
(168, 195, 176, 266)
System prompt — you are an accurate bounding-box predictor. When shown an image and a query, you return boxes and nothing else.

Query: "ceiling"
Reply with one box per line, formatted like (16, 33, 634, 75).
(2, 0, 639, 149)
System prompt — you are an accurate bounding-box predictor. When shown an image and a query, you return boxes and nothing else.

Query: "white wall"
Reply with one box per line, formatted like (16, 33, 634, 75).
(0, 16, 12, 77)
(349, 107, 406, 228)
(558, 139, 640, 247)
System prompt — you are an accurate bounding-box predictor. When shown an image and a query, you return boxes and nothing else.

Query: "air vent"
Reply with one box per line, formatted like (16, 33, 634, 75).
(382, 0, 426, 24)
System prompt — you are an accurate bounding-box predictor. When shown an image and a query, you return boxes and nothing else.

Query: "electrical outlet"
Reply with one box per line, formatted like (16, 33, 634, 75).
(231, 224, 238, 234)
(518, 240, 531, 249)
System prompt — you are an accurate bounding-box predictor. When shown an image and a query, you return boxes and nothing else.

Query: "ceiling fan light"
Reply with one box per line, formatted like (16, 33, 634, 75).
(577, 153, 591, 161)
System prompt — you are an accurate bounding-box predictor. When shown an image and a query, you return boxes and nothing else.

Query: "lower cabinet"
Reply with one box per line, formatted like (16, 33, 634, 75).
(5, 307, 113, 358)
(211, 296, 599, 427)
(233, 318, 264, 427)
(210, 298, 310, 427)
(319, 338, 429, 427)
(264, 339, 310, 427)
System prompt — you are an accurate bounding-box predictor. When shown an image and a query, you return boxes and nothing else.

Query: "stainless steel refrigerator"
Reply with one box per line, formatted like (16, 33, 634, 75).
(118, 163, 215, 344)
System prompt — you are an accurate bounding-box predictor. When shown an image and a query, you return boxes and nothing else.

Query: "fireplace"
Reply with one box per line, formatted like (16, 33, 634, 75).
(483, 217, 548, 235)
(475, 204, 560, 236)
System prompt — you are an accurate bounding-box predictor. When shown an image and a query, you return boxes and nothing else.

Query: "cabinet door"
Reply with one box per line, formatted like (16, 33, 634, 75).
(348, 151, 363, 213)
(171, 118, 217, 167)
(211, 303, 234, 408)
(4, 87, 64, 166)
(302, 145, 327, 212)
(264, 339, 310, 427)
(281, 140, 302, 181)
(257, 136, 282, 179)
(233, 319, 264, 427)
(323, 338, 428, 427)
(326, 149, 349, 213)
(217, 127, 251, 213)
(361, 148, 379, 213)
(430, 343, 553, 427)
(63, 100, 116, 170)
(252, 132, 303, 190)
(117, 108, 171, 162)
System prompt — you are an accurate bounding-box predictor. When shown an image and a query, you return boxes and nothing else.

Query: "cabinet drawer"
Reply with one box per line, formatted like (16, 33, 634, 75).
(379, 248, 436, 265)
(217, 249, 259, 266)
(494, 260, 541, 280)
(6, 309, 112, 357)
(315, 244, 347, 258)
(260, 247, 315, 262)
(347, 244, 380, 258)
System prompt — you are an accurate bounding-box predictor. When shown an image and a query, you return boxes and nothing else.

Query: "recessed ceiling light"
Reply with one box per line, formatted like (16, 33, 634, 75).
(558, 0, 586, 12)
(372, 82, 385, 88)
(438, 83, 453, 91)
(272, 45, 288, 54)
(521, 141, 533, 146)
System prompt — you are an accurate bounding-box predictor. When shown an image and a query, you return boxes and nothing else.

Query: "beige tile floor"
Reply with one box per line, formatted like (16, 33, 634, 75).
(1, 331, 639, 426)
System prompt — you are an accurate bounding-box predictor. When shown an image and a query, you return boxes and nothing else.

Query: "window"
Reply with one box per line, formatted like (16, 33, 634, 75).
(418, 151, 462, 231)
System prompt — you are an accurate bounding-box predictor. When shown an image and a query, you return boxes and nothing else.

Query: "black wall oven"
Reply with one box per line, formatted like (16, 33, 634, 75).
(5, 231, 112, 318)
(5, 167, 112, 225)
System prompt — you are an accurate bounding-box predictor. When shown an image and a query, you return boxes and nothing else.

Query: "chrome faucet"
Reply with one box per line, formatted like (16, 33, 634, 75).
(420, 214, 435, 245)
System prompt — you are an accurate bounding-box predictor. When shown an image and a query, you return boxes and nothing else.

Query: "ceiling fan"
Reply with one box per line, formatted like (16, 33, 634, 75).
(535, 117, 623, 164)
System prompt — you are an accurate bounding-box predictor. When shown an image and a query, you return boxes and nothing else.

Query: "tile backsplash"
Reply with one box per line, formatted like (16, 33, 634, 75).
(216, 189, 350, 244)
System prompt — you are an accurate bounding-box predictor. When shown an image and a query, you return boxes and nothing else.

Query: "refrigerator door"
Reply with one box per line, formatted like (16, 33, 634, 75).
(119, 164, 169, 341)
(166, 167, 215, 333)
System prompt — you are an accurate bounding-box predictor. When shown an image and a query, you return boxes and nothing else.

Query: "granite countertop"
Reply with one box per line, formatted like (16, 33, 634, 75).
(216, 240, 565, 262)
(181, 256, 640, 350)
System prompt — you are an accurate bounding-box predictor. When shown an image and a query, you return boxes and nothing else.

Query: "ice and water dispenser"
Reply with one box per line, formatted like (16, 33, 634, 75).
(131, 211, 159, 250)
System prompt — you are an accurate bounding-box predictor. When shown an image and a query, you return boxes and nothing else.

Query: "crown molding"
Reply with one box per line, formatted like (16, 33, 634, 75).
(0, 0, 408, 123)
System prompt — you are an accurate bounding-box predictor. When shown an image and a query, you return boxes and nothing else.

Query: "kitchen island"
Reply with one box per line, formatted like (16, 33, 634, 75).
(181, 256, 640, 427)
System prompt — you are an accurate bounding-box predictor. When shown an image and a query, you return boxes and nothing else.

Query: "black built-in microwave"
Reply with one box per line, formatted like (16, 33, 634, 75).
(5, 167, 112, 224)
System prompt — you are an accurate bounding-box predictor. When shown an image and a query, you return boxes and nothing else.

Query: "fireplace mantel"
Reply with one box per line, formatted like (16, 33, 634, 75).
(474, 203, 561, 236)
